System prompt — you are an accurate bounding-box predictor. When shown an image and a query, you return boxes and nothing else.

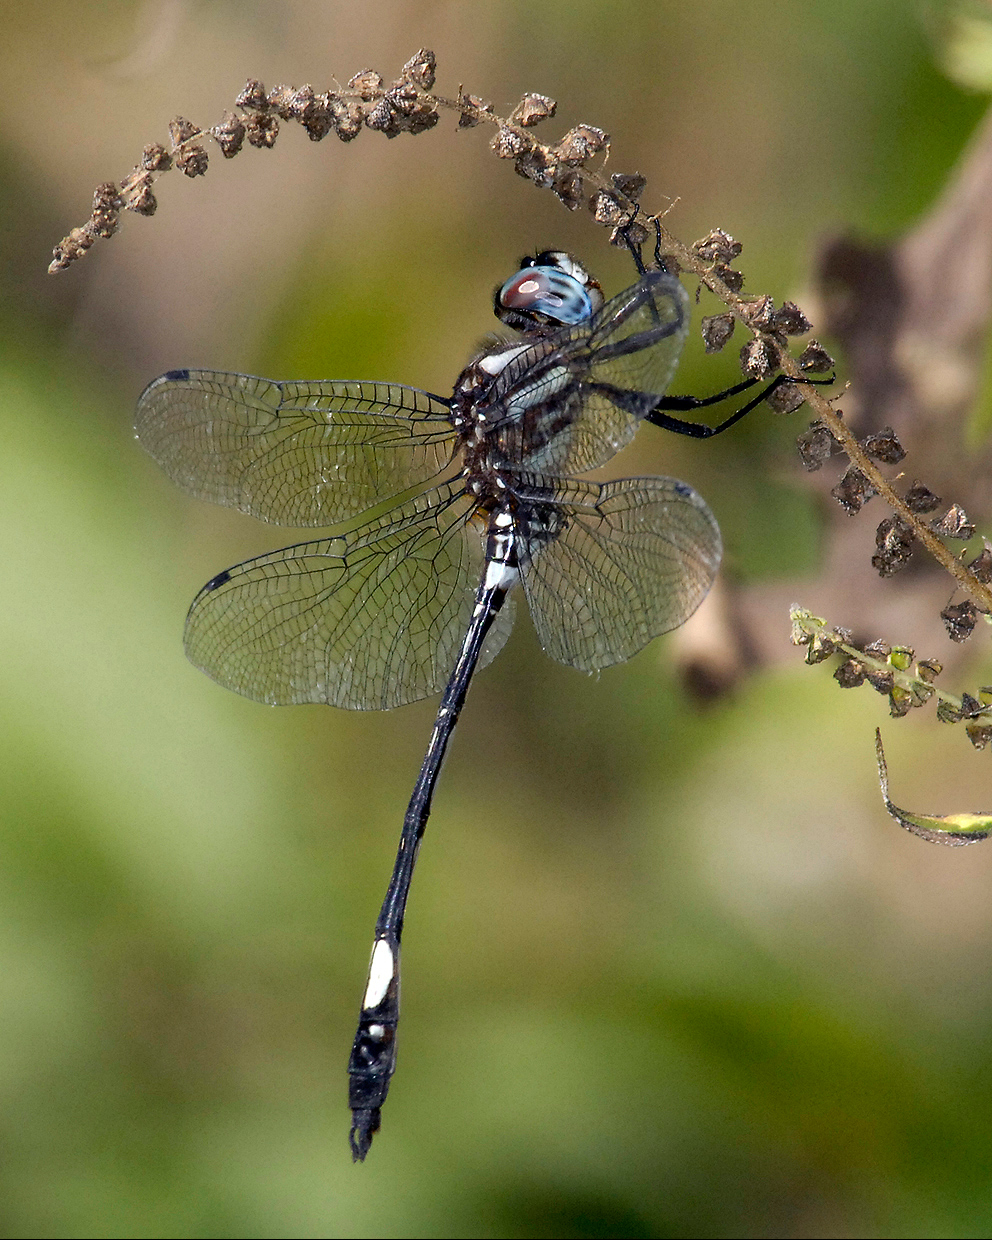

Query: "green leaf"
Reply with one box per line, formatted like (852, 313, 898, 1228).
(875, 729, 992, 845)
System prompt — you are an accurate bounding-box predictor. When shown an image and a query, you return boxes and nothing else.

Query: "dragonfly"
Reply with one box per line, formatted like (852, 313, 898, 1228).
(135, 241, 805, 1160)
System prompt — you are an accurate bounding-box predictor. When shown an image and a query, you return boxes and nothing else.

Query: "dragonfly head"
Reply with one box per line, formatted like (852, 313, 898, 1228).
(494, 251, 604, 333)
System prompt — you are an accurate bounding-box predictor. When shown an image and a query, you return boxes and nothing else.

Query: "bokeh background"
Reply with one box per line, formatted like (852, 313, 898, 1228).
(3, 1, 992, 1235)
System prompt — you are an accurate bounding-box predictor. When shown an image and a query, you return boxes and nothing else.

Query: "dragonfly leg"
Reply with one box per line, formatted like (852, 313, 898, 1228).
(616, 206, 648, 277)
(646, 373, 835, 439)
(619, 213, 676, 279)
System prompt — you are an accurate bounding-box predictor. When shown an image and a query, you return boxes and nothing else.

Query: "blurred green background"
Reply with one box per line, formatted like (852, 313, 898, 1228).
(3, 1, 992, 1236)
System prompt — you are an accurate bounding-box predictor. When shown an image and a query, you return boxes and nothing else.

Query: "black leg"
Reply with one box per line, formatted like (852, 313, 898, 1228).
(646, 374, 834, 439)
(651, 216, 665, 270)
(617, 207, 647, 277)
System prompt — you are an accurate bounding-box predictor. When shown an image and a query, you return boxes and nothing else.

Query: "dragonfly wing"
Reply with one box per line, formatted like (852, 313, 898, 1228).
(183, 482, 514, 709)
(136, 370, 457, 527)
(514, 473, 721, 671)
(488, 272, 689, 475)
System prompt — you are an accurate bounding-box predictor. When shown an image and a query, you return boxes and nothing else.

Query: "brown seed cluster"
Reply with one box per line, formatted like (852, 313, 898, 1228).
(683, 228, 825, 422)
(801, 400, 986, 619)
(49, 48, 644, 273)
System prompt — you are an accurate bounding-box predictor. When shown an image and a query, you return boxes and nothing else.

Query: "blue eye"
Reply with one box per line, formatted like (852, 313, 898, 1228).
(497, 265, 594, 326)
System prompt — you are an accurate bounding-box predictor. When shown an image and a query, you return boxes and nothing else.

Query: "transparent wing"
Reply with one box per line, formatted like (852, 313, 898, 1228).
(136, 369, 457, 527)
(486, 272, 689, 475)
(514, 472, 720, 671)
(183, 481, 515, 710)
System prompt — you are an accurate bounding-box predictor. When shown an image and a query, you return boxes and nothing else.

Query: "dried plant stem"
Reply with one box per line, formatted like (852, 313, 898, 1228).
(812, 399, 992, 610)
(614, 217, 992, 615)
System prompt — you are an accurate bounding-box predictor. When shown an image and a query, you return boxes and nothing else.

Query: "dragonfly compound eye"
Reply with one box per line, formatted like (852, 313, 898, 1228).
(495, 265, 596, 329)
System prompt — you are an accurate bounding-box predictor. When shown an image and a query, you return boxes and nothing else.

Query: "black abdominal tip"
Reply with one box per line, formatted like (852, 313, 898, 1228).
(350, 1108, 379, 1162)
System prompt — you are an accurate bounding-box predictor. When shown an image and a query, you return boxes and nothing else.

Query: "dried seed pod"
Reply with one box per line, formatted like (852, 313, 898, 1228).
(799, 340, 834, 372)
(49, 226, 95, 271)
(903, 482, 941, 514)
(303, 94, 334, 142)
(457, 92, 492, 128)
(331, 98, 365, 141)
(834, 658, 867, 688)
(742, 295, 775, 331)
(365, 97, 398, 134)
(916, 659, 943, 683)
(211, 112, 245, 157)
(244, 112, 279, 148)
(966, 724, 992, 750)
(968, 547, 992, 583)
(514, 146, 557, 188)
(266, 85, 297, 119)
(862, 427, 906, 464)
(863, 639, 892, 660)
(712, 263, 744, 292)
(610, 220, 648, 248)
(960, 691, 987, 718)
(701, 313, 735, 354)
(553, 169, 584, 210)
(589, 191, 624, 226)
(90, 183, 121, 238)
(932, 504, 976, 541)
(119, 169, 157, 214)
(347, 69, 384, 100)
(140, 143, 172, 172)
(168, 116, 196, 145)
(368, 90, 439, 136)
(511, 93, 557, 127)
(176, 143, 208, 176)
(610, 172, 646, 201)
(555, 124, 609, 165)
(383, 80, 419, 116)
(831, 466, 876, 515)
(937, 698, 964, 723)
(772, 301, 812, 336)
(889, 646, 914, 671)
(491, 125, 529, 159)
(865, 666, 895, 693)
(235, 79, 268, 110)
(796, 421, 835, 471)
(765, 382, 806, 415)
(401, 48, 436, 90)
(693, 228, 742, 263)
(872, 525, 912, 576)
(279, 84, 318, 125)
(168, 116, 206, 176)
(941, 601, 979, 642)
(740, 338, 777, 380)
(394, 102, 440, 135)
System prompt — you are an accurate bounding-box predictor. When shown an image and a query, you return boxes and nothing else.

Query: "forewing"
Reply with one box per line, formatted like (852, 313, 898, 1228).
(136, 369, 457, 526)
(487, 272, 689, 475)
(183, 482, 515, 709)
(515, 473, 720, 671)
